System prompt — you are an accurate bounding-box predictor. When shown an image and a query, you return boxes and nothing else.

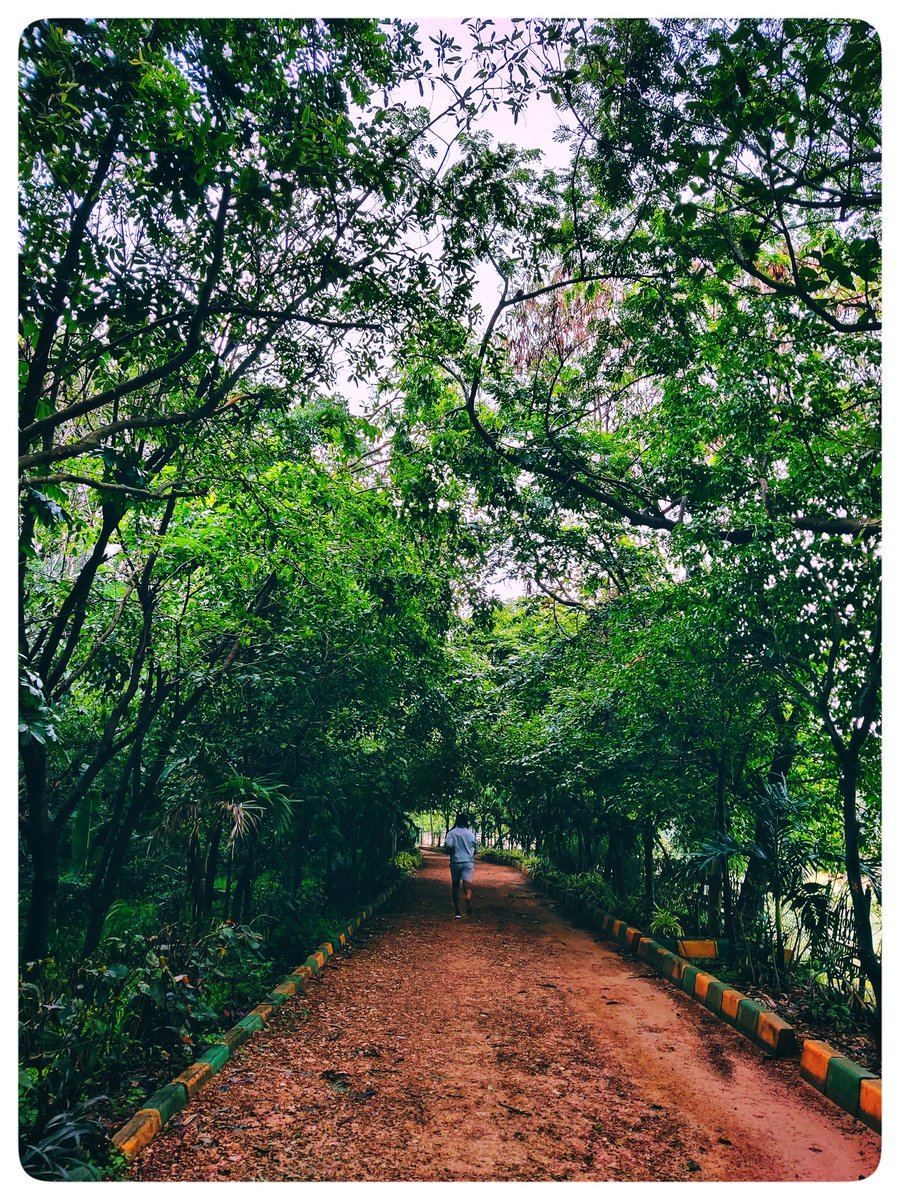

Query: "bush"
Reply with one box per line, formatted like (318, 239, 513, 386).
(392, 849, 423, 874)
(647, 905, 685, 939)
(478, 848, 528, 868)
(19, 1096, 107, 1181)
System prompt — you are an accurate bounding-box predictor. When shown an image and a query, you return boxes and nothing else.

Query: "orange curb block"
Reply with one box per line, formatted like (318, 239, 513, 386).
(677, 938, 717, 958)
(859, 1079, 881, 1132)
(800, 1039, 838, 1091)
(720, 988, 748, 1023)
(111, 1110, 162, 1157)
(692, 971, 717, 1004)
(667, 955, 687, 983)
(171, 1061, 213, 1099)
(755, 1009, 794, 1055)
(636, 936, 654, 960)
(110, 876, 407, 1160)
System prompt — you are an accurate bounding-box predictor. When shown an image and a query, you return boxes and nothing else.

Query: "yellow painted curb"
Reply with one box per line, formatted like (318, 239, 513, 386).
(692, 971, 717, 1003)
(756, 1009, 794, 1054)
(800, 1039, 838, 1091)
(678, 938, 717, 958)
(859, 1078, 881, 1131)
(171, 1061, 213, 1099)
(249, 1002, 274, 1023)
(220, 1025, 250, 1051)
(111, 1110, 162, 1157)
(720, 988, 748, 1022)
(272, 980, 296, 997)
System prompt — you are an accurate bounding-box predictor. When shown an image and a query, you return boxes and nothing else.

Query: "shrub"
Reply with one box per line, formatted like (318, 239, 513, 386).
(648, 905, 685, 939)
(392, 849, 423, 874)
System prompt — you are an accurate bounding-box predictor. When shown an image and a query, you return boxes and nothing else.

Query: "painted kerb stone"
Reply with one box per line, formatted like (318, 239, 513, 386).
(140, 1082, 188, 1125)
(859, 1079, 881, 1133)
(825, 1056, 879, 1120)
(110, 878, 404, 1159)
(111, 1111, 161, 1158)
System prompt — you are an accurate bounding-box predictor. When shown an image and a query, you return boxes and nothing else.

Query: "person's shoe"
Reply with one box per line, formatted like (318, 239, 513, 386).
(454, 913, 462, 919)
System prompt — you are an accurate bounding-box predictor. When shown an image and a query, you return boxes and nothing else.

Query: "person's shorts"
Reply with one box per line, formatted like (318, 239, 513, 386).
(450, 863, 474, 885)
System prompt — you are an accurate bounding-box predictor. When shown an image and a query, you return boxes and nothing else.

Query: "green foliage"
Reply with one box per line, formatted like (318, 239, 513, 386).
(648, 906, 685, 940)
(18, 14, 880, 1128)
(478, 847, 528, 868)
(19, 1096, 107, 1181)
(391, 850, 423, 875)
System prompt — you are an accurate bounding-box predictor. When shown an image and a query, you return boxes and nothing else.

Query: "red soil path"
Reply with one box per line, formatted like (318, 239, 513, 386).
(132, 851, 881, 1182)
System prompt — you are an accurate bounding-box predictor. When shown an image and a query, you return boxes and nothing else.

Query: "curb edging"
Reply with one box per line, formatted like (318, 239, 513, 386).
(509, 866, 881, 1134)
(110, 879, 403, 1161)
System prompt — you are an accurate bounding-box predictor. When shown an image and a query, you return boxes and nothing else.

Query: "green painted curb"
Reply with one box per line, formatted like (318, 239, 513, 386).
(703, 979, 727, 1015)
(680, 963, 700, 997)
(109, 876, 411, 1161)
(237, 1012, 265, 1035)
(735, 998, 763, 1040)
(220, 1024, 250, 1051)
(142, 1082, 188, 1125)
(636, 937, 658, 962)
(825, 1057, 878, 1119)
(654, 948, 678, 978)
(197, 1044, 231, 1075)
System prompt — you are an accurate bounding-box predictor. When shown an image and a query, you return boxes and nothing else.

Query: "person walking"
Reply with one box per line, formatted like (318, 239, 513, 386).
(443, 813, 478, 918)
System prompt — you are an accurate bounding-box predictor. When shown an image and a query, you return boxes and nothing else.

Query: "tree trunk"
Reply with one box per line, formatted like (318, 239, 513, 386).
(21, 739, 58, 962)
(642, 821, 655, 912)
(223, 854, 234, 918)
(241, 842, 257, 924)
(736, 711, 799, 929)
(837, 750, 881, 1044)
(202, 825, 221, 922)
(605, 818, 625, 899)
(705, 862, 722, 936)
(188, 828, 203, 922)
(83, 755, 145, 955)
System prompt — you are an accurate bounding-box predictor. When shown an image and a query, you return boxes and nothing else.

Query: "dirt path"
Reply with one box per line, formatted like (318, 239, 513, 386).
(132, 852, 881, 1182)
